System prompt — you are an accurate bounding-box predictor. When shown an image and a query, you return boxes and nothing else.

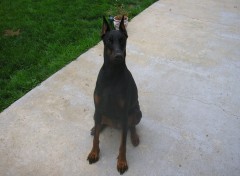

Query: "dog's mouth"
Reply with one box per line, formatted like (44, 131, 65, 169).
(112, 58, 124, 65)
(112, 53, 124, 64)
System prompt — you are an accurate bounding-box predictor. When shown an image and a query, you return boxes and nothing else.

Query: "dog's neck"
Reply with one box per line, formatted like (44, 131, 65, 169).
(103, 61, 126, 74)
(103, 58, 126, 80)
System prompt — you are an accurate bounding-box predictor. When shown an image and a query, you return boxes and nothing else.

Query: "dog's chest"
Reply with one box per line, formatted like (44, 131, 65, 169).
(97, 77, 127, 113)
(102, 84, 126, 108)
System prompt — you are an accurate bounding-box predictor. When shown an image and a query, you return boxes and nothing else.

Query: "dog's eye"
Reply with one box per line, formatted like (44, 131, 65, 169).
(119, 37, 124, 44)
(107, 38, 113, 43)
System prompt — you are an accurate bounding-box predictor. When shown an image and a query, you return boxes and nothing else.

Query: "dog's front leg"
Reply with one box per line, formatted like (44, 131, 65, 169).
(117, 119, 128, 174)
(87, 112, 101, 164)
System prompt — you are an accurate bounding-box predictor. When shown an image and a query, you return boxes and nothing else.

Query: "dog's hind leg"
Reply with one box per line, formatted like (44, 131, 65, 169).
(130, 126, 140, 147)
(129, 114, 140, 147)
(128, 103, 142, 147)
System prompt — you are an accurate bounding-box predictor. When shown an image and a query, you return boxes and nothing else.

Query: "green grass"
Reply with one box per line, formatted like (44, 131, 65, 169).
(0, 0, 157, 112)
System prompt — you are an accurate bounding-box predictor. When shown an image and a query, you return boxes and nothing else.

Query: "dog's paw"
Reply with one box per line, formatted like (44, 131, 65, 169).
(117, 159, 128, 175)
(87, 150, 100, 164)
(131, 133, 140, 147)
(130, 127, 140, 147)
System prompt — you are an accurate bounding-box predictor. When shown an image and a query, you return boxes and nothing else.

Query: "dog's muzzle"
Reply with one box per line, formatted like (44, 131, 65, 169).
(113, 52, 124, 64)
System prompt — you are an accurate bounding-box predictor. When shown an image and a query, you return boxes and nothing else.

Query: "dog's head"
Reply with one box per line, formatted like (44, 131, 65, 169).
(101, 16, 128, 65)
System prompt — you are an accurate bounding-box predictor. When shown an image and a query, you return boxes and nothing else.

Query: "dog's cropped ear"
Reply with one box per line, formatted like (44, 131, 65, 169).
(119, 16, 128, 38)
(101, 16, 110, 39)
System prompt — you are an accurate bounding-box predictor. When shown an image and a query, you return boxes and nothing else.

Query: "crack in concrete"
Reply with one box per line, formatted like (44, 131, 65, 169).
(162, 92, 240, 118)
(142, 91, 240, 118)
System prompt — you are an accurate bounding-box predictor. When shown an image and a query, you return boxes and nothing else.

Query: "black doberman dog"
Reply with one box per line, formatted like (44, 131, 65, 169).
(87, 16, 142, 175)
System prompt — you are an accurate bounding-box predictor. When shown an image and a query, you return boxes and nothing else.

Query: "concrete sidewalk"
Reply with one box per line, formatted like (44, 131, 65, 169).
(1, 0, 240, 175)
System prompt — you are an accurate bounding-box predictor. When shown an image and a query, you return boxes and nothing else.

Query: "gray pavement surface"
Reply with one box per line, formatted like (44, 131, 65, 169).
(1, 0, 240, 175)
